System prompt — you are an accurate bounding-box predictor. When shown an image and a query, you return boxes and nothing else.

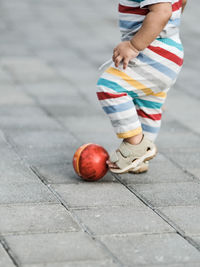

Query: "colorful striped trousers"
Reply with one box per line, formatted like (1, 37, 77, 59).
(96, 35, 184, 142)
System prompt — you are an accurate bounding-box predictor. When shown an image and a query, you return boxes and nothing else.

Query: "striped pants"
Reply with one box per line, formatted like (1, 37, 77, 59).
(96, 35, 183, 142)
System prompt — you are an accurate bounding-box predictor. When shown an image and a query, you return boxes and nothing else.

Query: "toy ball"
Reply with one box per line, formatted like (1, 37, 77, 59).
(73, 143, 109, 181)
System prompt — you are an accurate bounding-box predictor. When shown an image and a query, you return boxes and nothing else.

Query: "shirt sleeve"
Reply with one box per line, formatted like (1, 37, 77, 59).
(140, 0, 172, 8)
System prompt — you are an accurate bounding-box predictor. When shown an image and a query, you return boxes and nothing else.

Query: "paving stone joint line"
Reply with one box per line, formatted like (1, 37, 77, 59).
(112, 172, 200, 255)
(0, 236, 20, 267)
(30, 164, 125, 267)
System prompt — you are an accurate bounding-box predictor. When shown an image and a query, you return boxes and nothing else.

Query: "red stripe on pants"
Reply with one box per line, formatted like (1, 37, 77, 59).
(172, 0, 182, 12)
(148, 45, 183, 66)
(118, 4, 149, 15)
(137, 109, 162, 121)
(97, 92, 127, 100)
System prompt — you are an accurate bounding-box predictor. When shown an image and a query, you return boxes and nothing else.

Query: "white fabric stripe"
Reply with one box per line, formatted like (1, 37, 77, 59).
(98, 79, 166, 109)
(100, 72, 139, 93)
(140, 0, 172, 8)
(108, 110, 140, 128)
(103, 63, 167, 96)
(138, 116, 162, 126)
(122, 64, 161, 89)
(100, 65, 169, 99)
(135, 94, 166, 104)
(136, 106, 163, 114)
(120, 24, 141, 34)
(98, 72, 137, 93)
(110, 110, 139, 122)
(119, 0, 140, 7)
(143, 48, 181, 73)
(171, 9, 181, 19)
(123, 63, 170, 93)
(143, 131, 157, 142)
(98, 94, 131, 107)
(113, 121, 141, 134)
(153, 39, 183, 58)
(107, 108, 138, 121)
(119, 13, 145, 21)
(170, 34, 182, 43)
(111, 112, 139, 123)
(134, 57, 173, 85)
(128, 61, 169, 92)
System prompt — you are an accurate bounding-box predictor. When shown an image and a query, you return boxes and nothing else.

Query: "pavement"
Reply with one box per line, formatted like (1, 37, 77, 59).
(0, 0, 200, 266)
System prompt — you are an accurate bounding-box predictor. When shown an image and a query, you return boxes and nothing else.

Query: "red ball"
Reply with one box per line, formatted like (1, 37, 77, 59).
(73, 143, 109, 181)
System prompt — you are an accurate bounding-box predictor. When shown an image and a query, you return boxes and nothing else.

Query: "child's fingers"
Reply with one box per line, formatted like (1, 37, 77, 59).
(123, 57, 129, 69)
(113, 49, 119, 57)
(112, 50, 120, 62)
(115, 55, 123, 67)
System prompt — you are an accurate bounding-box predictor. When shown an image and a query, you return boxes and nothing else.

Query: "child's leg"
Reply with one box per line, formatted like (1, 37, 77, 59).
(96, 68, 158, 173)
(97, 64, 167, 142)
(97, 77, 143, 140)
(134, 92, 167, 142)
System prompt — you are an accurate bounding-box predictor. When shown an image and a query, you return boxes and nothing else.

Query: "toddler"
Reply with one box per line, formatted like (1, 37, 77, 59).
(96, 0, 187, 174)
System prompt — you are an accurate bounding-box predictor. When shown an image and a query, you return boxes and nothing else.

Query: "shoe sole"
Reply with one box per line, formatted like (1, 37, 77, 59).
(129, 162, 149, 174)
(109, 146, 157, 174)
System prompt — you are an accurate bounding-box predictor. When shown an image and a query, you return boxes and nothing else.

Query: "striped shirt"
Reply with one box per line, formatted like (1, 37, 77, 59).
(119, 0, 182, 41)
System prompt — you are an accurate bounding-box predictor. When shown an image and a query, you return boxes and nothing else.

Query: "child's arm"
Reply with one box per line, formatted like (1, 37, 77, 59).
(182, 0, 187, 12)
(113, 3, 172, 69)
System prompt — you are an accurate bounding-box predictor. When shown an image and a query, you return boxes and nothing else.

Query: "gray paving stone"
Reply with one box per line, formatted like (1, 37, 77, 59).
(5, 130, 79, 164)
(100, 233, 200, 266)
(0, 243, 15, 267)
(74, 206, 174, 236)
(189, 168, 200, 179)
(139, 264, 200, 267)
(166, 150, 200, 179)
(21, 149, 74, 166)
(131, 182, 200, 207)
(0, 131, 40, 184)
(0, 145, 39, 184)
(72, 132, 119, 153)
(26, 33, 62, 51)
(0, 43, 31, 57)
(178, 67, 200, 100)
(32, 163, 117, 184)
(7, 130, 77, 149)
(0, 68, 13, 83)
(22, 260, 119, 267)
(57, 67, 97, 86)
(121, 153, 193, 185)
(0, 0, 199, 266)
(24, 80, 88, 107)
(166, 90, 200, 135)
(43, 103, 100, 117)
(157, 120, 200, 152)
(24, 82, 78, 97)
(59, 115, 119, 151)
(0, 204, 80, 235)
(0, 84, 34, 105)
(191, 237, 200, 249)
(36, 49, 93, 69)
(0, 57, 60, 83)
(0, 159, 39, 185)
(0, 183, 58, 204)
(52, 183, 145, 208)
(158, 206, 200, 235)
(60, 115, 114, 135)
(4, 232, 110, 264)
(0, 115, 61, 131)
(0, 105, 61, 131)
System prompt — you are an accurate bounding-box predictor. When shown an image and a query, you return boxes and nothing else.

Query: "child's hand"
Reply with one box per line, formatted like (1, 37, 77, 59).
(112, 41, 139, 70)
